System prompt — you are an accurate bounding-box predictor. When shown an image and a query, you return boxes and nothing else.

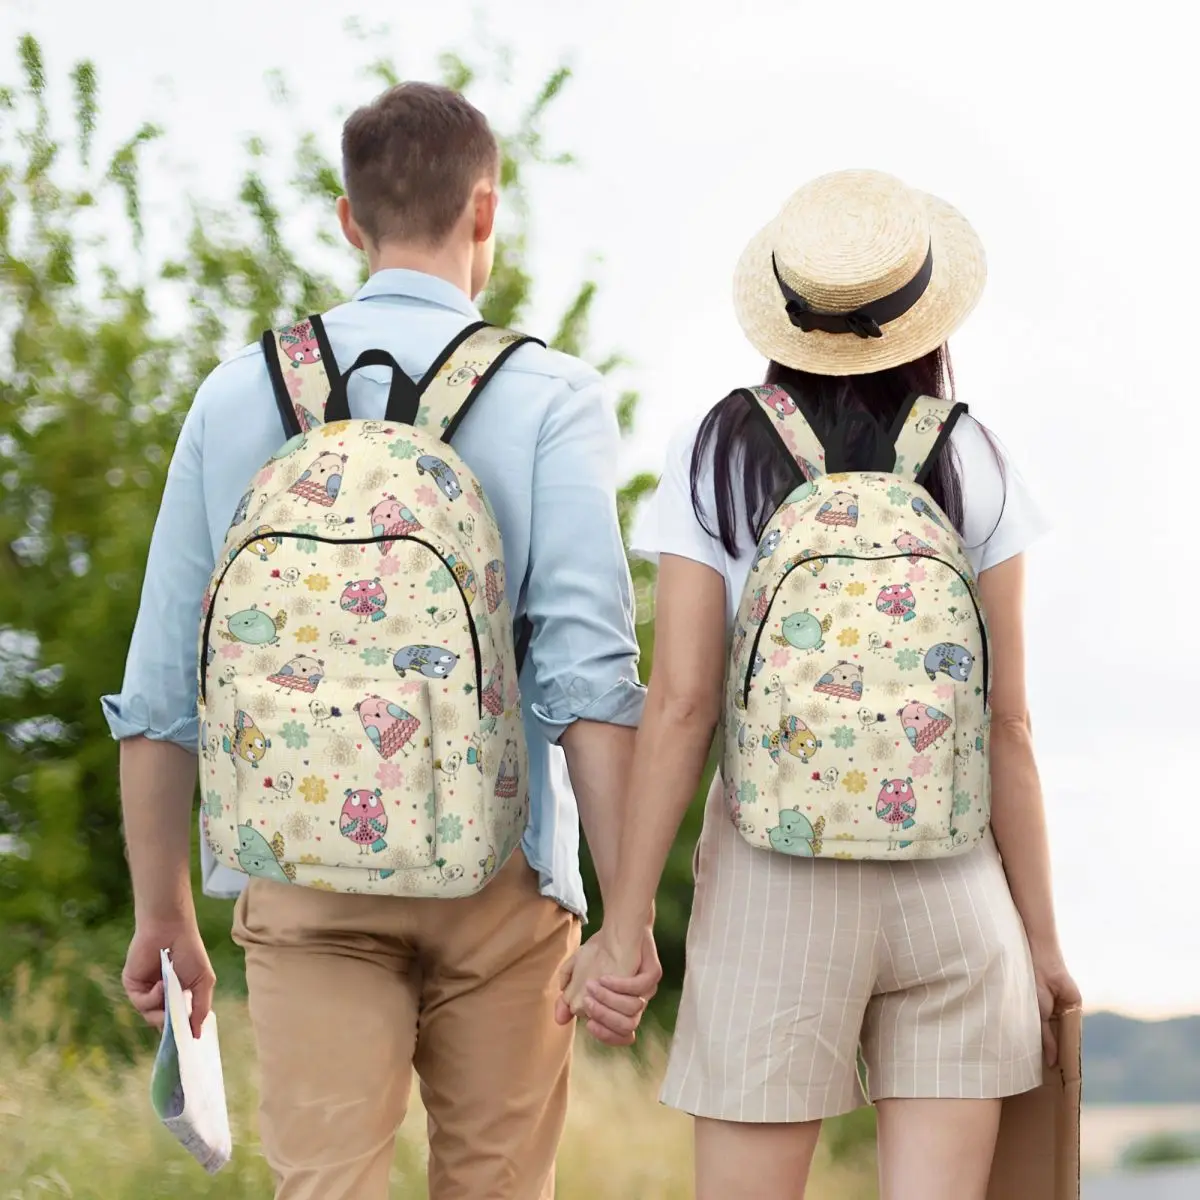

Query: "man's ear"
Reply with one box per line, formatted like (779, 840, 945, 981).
(337, 196, 366, 251)
(472, 180, 498, 245)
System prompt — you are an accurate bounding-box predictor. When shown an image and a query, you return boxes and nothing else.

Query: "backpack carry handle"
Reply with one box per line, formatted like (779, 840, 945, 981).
(323, 349, 422, 426)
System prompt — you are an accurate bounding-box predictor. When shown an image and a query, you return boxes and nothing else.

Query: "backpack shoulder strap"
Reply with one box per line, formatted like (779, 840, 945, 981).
(889, 394, 969, 486)
(262, 315, 340, 438)
(739, 384, 827, 483)
(416, 322, 544, 443)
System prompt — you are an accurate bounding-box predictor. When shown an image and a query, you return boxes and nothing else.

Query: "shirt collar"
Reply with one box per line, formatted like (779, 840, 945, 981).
(353, 268, 481, 319)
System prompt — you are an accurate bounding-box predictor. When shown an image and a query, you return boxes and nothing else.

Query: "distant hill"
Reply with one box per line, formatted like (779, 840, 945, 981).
(1085, 1012, 1200, 1104)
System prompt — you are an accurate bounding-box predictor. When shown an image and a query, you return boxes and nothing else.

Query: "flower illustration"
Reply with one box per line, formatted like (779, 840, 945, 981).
(415, 484, 439, 508)
(935, 683, 955, 702)
(257, 465, 276, 487)
(281, 721, 309, 749)
(909, 755, 933, 777)
(948, 578, 969, 597)
(219, 642, 244, 660)
(204, 791, 223, 819)
(360, 646, 388, 667)
(779, 507, 797, 530)
(295, 523, 319, 554)
(837, 627, 860, 647)
(906, 563, 927, 584)
(285, 372, 303, 401)
(376, 762, 405, 789)
(426, 566, 455, 594)
(845, 582, 867, 597)
(832, 726, 856, 750)
(397, 680, 424, 696)
(299, 776, 327, 805)
(424, 791, 436, 819)
(437, 813, 463, 843)
(377, 553, 401, 577)
(295, 625, 320, 644)
(842, 770, 868, 794)
(389, 439, 417, 460)
(953, 790, 973, 816)
(305, 573, 330, 592)
(888, 485, 910, 506)
(465, 491, 482, 514)
(770, 647, 791, 668)
(893, 455, 907, 476)
(894, 648, 920, 671)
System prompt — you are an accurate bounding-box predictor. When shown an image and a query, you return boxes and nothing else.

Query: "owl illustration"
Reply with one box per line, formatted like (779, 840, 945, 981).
(752, 528, 783, 570)
(495, 740, 520, 800)
(370, 495, 422, 553)
(279, 319, 321, 367)
(898, 700, 953, 753)
(229, 487, 254, 529)
(480, 661, 505, 720)
(223, 709, 269, 767)
(340, 578, 387, 623)
(876, 778, 917, 835)
(484, 560, 506, 614)
(816, 490, 859, 529)
(814, 661, 864, 701)
(911, 496, 948, 531)
(443, 553, 477, 606)
(876, 584, 916, 624)
(748, 586, 771, 625)
(339, 788, 388, 854)
(356, 694, 422, 759)
(894, 530, 935, 556)
(762, 714, 821, 765)
(288, 452, 346, 508)
(245, 526, 282, 560)
(267, 654, 325, 693)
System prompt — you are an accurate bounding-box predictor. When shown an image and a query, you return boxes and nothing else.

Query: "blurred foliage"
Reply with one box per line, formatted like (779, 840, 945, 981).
(1120, 1131, 1200, 1169)
(0, 30, 716, 1048)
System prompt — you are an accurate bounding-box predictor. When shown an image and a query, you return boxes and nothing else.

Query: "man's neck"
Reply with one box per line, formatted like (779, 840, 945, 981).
(366, 242, 473, 300)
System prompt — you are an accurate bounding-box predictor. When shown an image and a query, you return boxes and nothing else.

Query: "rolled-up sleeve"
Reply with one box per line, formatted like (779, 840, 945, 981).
(524, 375, 646, 742)
(100, 394, 215, 751)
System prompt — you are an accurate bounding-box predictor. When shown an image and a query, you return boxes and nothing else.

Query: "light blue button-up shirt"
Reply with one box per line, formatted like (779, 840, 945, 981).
(101, 269, 645, 918)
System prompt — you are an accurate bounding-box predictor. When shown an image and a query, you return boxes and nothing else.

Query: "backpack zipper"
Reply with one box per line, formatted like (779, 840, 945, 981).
(742, 551, 988, 709)
(201, 531, 484, 713)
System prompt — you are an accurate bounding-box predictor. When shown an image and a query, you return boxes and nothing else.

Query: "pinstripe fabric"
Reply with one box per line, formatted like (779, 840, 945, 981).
(661, 772, 1043, 1123)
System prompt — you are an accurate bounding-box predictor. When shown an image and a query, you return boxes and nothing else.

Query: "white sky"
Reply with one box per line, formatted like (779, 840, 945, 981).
(3, 0, 1197, 1018)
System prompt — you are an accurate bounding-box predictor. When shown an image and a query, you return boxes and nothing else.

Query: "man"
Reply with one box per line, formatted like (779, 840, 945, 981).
(104, 82, 659, 1199)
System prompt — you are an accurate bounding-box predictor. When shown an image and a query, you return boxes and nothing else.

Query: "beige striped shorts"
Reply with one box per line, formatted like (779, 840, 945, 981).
(661, 773, 1043, 1123)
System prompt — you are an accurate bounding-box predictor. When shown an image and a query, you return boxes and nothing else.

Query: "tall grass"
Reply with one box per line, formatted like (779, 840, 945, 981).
(0, 963, 878, 1199)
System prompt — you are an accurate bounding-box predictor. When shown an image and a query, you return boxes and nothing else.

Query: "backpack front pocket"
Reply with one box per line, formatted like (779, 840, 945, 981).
(758, 682, 964, 857)
(221, 678, 439, 884)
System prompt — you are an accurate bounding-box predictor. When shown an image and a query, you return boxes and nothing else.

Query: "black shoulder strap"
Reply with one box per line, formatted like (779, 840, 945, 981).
(889, 394, 969, 485)
(262, 315, 341, 439)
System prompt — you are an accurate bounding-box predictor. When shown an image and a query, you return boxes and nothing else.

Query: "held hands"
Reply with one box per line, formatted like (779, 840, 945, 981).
(555, 926, 661, 1047)
(122, 918, 215, 1041)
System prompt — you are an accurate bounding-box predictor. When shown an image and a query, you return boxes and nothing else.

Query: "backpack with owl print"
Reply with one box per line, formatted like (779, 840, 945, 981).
(722, 384, 991, 862)
(196, 315, 541, 898)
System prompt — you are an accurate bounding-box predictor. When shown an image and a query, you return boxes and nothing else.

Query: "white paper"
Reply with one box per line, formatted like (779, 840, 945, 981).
(149, 948, 232, 1174)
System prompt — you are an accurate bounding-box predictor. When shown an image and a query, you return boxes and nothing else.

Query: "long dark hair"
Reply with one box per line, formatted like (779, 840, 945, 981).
(691, 345, 985, 557)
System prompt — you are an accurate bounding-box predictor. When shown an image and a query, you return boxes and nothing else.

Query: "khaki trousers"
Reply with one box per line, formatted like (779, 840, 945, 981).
(232, 849, 580, 1199)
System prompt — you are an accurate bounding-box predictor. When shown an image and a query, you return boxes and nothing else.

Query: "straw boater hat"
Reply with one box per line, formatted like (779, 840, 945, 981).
(732, 169, 986, 376)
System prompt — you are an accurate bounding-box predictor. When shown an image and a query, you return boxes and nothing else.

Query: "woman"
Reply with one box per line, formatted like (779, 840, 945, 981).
(561, 170, 1080, 1199)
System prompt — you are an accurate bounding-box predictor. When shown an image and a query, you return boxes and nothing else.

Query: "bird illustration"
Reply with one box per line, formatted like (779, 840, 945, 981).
(495, 740, 520, 800)
(876, 778, 918, 846)
(484, 560, 506, 614)
(223, 709, 270, 767)
(481, 662, 505, 719)
(772, 610, 834, 652)
(369, 495, 422, 553)
(911, 496, 948, 531)
(898, 700, 953, 752)
(858, 707, 886, 731)
(265, 771, 294, 795)
(356, 694, 422, 759)
(876, 584, 917, 624)
(309, 699, 333, 727)
(339, 788, 388, 854)
(752, 529, 783, 570)
(436, 751, 462, 779)
(814, 661, 864, 701)
(288, 452, 347, 508)
(267, 654, 325, 694)
(340, 578, 387, 624)
(816, 491, 859, 529)
(236, 825, 295, 883)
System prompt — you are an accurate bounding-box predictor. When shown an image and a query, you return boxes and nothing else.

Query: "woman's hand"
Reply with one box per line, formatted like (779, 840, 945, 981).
(555, 926, 660, 1047)
(1031, 945, 1081, 1066)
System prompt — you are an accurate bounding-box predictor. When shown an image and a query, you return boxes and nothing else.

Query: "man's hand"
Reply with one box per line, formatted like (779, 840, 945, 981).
(555, 925, 661, 1047)
(123, 919, 215, 1040)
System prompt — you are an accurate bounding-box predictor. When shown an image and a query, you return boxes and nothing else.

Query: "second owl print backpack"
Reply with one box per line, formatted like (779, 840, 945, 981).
(722, 385, 991, 862)
(196, 315, 541, 898)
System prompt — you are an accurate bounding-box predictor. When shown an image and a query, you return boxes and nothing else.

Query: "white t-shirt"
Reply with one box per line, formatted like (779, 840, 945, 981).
(630, 410, 1048, 627)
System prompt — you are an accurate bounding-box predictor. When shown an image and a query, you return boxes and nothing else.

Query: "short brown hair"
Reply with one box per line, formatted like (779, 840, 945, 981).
(341, 82, 499, 246)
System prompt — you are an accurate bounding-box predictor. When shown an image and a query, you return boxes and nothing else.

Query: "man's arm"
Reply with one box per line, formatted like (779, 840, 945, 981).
(102, 397, 217, 1037)
(522, 372, 646, 908)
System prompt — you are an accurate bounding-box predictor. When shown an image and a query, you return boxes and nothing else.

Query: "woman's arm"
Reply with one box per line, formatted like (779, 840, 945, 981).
(979, 553, 1081, 1061)
(560, 552, 727, 1008)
